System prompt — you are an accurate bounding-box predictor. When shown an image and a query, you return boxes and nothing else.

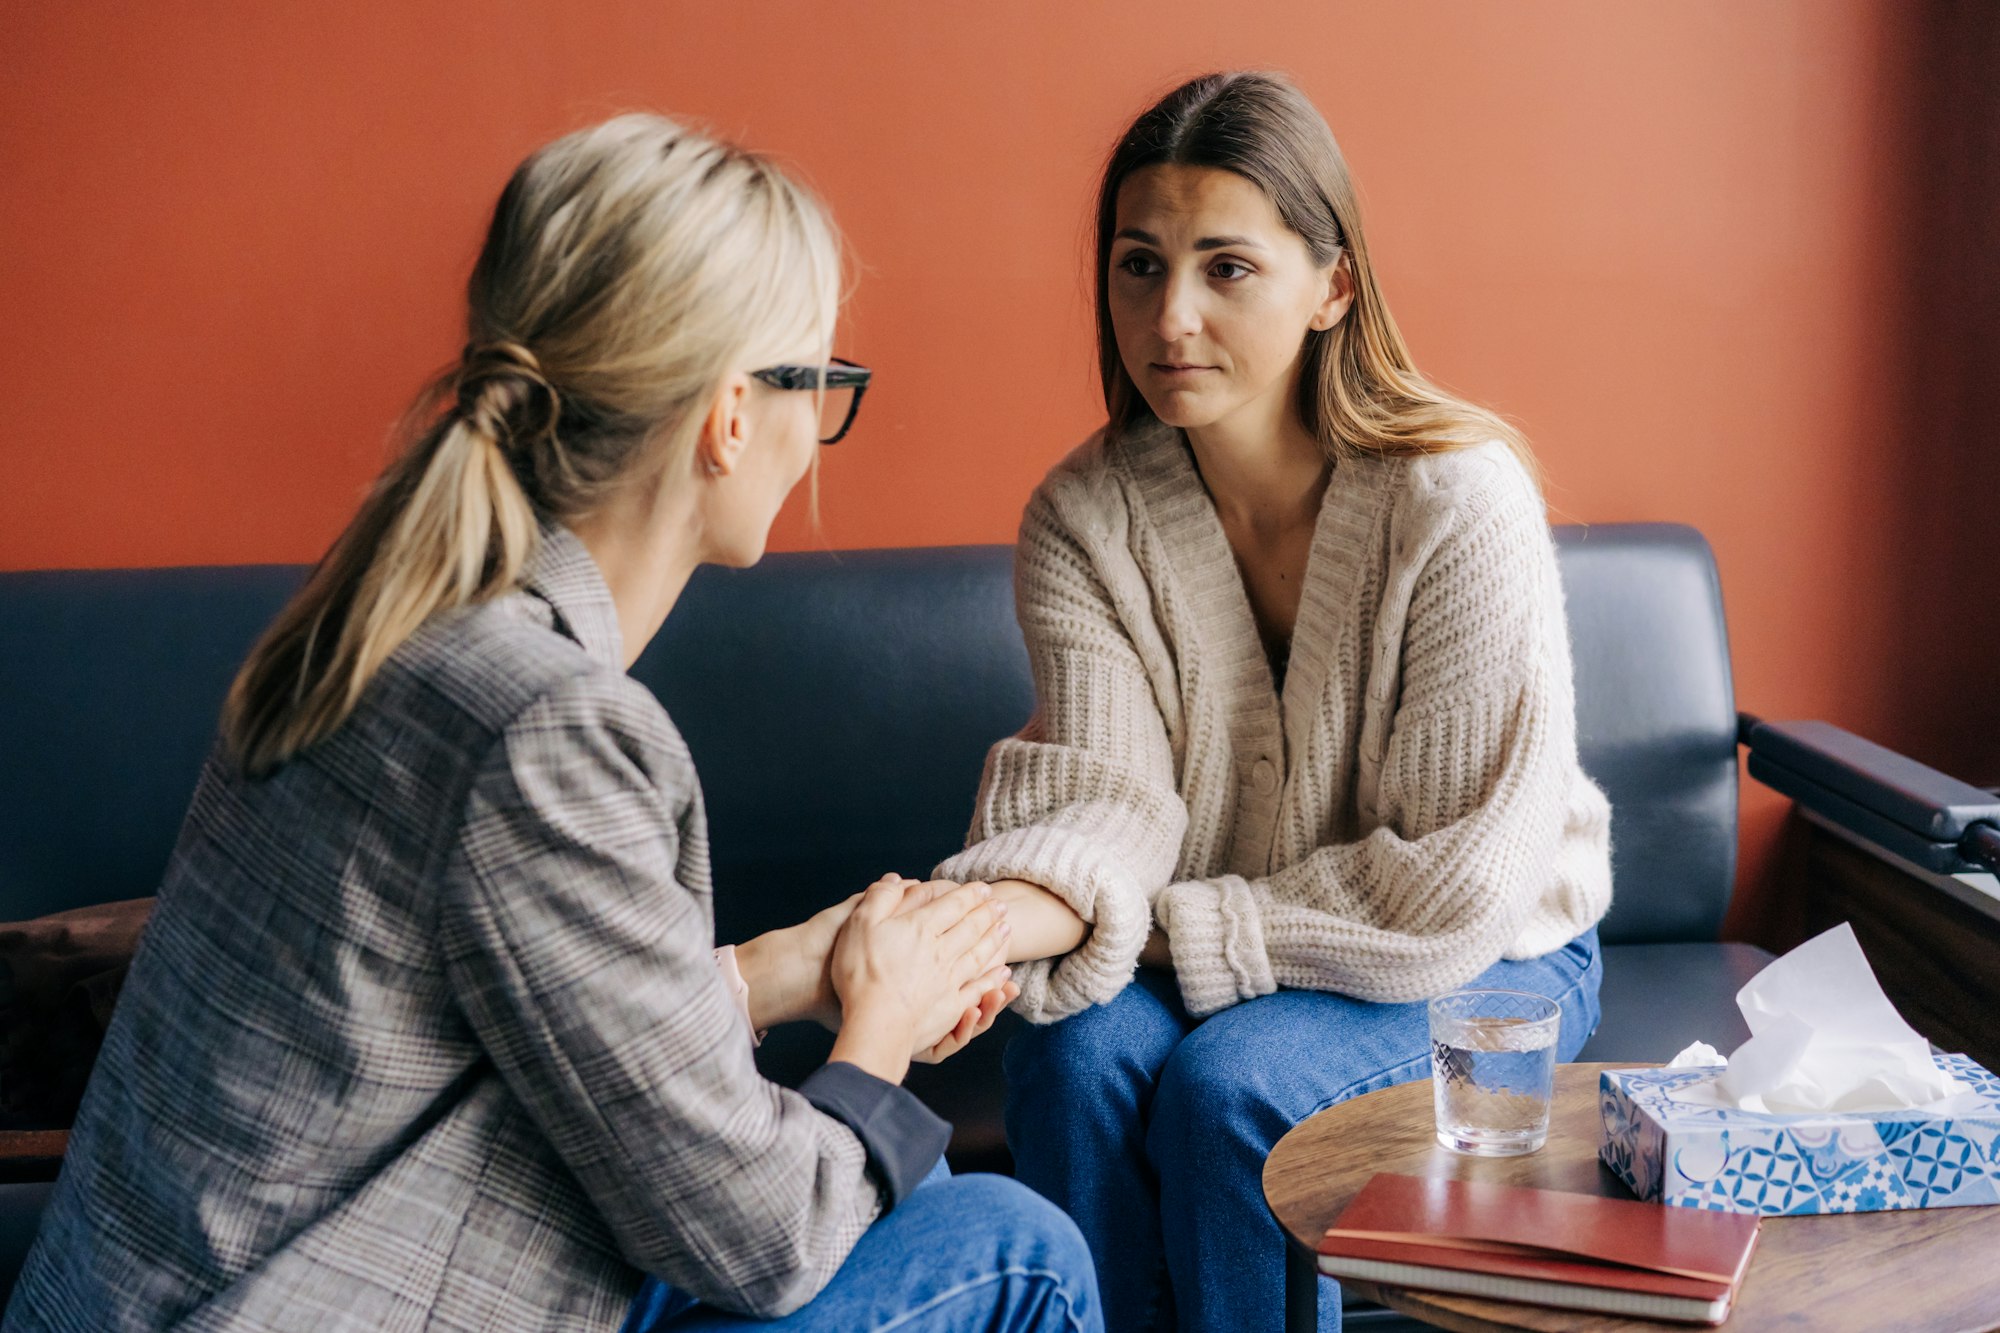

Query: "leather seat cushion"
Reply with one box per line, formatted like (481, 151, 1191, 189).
(1580, 941, 1773, 1062)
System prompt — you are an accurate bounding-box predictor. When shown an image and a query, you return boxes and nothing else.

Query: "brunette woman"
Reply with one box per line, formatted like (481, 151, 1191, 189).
(939, 73, 1611, 1332)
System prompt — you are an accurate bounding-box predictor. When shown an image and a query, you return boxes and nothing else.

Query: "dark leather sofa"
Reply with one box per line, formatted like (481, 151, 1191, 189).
(6, 521, 1971, 1308)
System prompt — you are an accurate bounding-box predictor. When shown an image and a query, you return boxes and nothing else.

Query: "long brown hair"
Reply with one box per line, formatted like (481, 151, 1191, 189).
(223, 114, 840, 777)
(1094, 72, 1534, 477)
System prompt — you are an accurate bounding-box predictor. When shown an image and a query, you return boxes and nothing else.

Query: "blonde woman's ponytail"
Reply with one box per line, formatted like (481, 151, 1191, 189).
(223, 115, 841, 777)
(342, 346, 547, 682)
(224, 348, 542, 777)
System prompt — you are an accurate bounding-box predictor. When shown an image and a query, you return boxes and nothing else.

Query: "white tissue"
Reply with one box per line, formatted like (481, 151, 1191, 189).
(1667, 1041, 1726, 1068)
(1693, 923, 1969, 1114)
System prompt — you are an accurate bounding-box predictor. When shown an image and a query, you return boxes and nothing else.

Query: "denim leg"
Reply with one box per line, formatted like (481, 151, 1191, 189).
(623, 1160, 959, 1333)
(1147, 989, 1429, 1333)
(1146, 929, 1603, 1333)
(640, 1171, 1101, 1332)
(1509, 926, 1604, 1062)
(1003, 969, 1192, 1333)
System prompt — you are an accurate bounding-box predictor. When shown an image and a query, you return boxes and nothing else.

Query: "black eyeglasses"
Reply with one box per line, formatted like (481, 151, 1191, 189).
(750, 357, 872, 444)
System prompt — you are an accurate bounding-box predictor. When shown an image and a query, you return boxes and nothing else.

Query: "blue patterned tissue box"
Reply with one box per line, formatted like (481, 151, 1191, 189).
(1598, 1056, 2000, 1215)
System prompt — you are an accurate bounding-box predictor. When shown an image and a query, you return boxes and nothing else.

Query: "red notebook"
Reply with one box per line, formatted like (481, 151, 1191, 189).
(1317, 1173, 1760, 1325)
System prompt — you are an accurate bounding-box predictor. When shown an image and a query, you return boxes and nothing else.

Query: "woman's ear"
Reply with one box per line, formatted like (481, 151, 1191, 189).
(696, 373, 753, 478)
(1309, 253, 1356, 332)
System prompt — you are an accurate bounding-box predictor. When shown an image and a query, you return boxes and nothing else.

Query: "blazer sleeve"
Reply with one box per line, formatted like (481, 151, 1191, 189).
(1152, 467, 1612, 1014)
(937, 480, 1188, 1022)
(438, 671, 901, 1319)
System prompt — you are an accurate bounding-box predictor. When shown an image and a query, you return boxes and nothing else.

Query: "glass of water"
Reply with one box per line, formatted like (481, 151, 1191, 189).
(1428, 988, 1561, 1156)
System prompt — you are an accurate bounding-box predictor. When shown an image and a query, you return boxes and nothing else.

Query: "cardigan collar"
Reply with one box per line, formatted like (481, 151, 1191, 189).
(1113, 416, 1392, 765)
(522, 520, 626, 670)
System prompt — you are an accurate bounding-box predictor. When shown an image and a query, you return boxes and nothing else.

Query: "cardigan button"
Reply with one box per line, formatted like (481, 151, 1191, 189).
(1251, 757, 1279, 795)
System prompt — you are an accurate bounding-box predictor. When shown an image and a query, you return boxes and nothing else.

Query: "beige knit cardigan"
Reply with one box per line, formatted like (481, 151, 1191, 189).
(937, 419, 1613, 1021)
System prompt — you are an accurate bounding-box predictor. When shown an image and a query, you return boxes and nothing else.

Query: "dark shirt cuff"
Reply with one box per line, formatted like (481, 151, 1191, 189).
(799, 1062, 951, 1210)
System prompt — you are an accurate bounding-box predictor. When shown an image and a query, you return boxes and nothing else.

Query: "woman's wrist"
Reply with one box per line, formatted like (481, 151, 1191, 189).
(827, 1010, 913, 1087)
(987, 879, 1089, 961)
(734, 927, 824, 1030)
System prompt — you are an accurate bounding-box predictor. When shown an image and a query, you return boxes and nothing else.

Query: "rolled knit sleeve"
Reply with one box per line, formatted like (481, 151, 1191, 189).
(1153, 464, 1613, 1014)
(937, 477, 1186, 1022)
(439, 671, 886, 1319)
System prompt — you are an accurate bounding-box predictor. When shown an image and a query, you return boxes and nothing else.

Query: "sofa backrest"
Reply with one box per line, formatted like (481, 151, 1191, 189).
(0, 524, 1738, 944)
(0, 565, 307, 921)
(632, 546, 1035, 948)
(1554, 525, 1739, 943)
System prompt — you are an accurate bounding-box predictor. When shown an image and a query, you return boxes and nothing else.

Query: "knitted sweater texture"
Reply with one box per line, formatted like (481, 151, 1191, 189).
(938, 420, 1613, 1021)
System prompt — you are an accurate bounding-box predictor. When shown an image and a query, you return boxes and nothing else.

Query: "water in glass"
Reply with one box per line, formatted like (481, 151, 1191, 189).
(1428, 989, 1559, 1156)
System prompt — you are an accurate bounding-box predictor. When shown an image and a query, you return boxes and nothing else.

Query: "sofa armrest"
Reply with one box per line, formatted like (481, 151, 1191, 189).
(0, 1131, 64, 1185)
(1745, 717, 2000, 1071)
(1741, 717, 2000, 876)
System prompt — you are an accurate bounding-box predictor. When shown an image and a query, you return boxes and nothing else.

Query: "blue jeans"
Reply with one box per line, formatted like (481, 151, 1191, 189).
(1003, 929, 1602, 1333)
(624, 1161, 1102, 1332)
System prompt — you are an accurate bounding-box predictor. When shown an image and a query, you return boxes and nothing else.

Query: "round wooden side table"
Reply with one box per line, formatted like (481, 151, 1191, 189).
(1263, 1063, 2000, 1332)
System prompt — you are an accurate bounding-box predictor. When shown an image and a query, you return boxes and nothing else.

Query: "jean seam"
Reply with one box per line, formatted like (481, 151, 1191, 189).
(1309, 1050, 1434, 1117)
(1545, 954, 1604, 1045)
(1546, 954, 1599, 1004)
(1136, 1252, 1169, 1333)
(871, 1265, 1088, 1333)
(1541, 975, 1588, 1018)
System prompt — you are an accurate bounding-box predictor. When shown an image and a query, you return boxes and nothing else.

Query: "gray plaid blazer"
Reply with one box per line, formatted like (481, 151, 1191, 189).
(3, 527, 903, 1331)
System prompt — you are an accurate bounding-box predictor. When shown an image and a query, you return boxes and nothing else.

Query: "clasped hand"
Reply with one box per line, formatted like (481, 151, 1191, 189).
(742, 874, 1017, 1071)
(830, 875, 1018, 1065)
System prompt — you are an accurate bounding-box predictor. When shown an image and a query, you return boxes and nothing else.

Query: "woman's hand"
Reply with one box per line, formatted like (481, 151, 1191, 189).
(738, 874, 1025, 1034)
(914, 973, 1021, 1065)
(735, 888, 870, 1031)
(873, 877, 1022, 1063)
(826, 878, 1011, 1086)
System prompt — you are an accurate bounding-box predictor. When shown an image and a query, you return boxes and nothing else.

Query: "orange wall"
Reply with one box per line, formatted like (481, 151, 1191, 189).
(3, 2, 1975, 937)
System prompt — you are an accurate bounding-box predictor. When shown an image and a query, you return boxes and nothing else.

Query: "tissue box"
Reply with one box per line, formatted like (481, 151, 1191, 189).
(1599, 1054, 2000, 1215)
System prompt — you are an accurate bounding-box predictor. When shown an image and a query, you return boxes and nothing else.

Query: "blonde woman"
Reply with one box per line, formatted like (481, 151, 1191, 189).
(2, 116, 1099, 1333)
(936, 73, 1613, 1332)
